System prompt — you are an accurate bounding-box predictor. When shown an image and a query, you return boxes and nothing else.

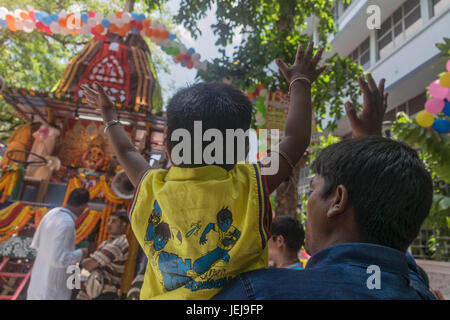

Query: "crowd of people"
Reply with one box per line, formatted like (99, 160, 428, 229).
(26, 41, 441, 300)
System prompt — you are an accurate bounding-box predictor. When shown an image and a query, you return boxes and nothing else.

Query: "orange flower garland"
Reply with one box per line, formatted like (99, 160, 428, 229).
(75, 209, 101, 245)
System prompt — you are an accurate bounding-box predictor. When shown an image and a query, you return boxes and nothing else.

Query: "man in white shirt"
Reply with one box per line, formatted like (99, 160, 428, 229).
(27, 188, 90, 300)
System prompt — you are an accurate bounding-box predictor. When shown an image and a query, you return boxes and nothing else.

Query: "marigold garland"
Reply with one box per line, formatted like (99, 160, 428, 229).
(75, 209, 101, 245)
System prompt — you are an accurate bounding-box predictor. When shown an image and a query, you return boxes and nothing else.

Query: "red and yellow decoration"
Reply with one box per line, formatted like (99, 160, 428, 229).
(0, 169, 19, 203)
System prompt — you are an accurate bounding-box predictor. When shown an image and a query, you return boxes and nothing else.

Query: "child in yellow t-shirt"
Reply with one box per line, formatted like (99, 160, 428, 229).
(82, 41, 326, 299)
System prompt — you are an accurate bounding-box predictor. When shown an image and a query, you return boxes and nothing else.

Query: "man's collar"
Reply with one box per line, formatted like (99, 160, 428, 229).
(306, 242, 410, 277)
(61, 207, 77, 222)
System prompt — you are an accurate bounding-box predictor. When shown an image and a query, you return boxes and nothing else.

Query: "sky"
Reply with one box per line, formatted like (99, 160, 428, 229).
(153, 0, 243, 105)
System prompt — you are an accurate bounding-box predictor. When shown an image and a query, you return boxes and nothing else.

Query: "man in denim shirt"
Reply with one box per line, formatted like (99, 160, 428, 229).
(214, 75, 436, 300)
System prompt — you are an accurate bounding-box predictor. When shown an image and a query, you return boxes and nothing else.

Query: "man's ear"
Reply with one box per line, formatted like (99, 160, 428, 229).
(326, 184, 349, 218)
(275, 235, 286, 247)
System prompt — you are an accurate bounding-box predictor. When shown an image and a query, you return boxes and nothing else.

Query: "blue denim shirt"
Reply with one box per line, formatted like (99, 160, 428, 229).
(213, 243, 435, 300)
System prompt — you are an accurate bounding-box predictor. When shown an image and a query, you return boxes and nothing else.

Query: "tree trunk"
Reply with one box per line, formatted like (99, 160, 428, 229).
(274, 156, 306, 218)
(125, 0, 136, 12)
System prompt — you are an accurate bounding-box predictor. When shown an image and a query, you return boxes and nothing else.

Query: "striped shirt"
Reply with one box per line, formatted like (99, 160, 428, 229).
(91, 234, 129, 295)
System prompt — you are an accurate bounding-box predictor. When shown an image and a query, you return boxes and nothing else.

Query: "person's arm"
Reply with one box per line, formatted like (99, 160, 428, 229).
(264, 41, 326, 194)
(344, 74, 389, 137)
(82, 82, 150, 186)
(51, 224, 88, 268)
(81, 257, 100, 272)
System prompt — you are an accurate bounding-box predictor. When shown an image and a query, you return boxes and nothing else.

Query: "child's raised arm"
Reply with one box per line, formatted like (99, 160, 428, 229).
(263, 41, 326, 194)
(82, 82, 150, 187)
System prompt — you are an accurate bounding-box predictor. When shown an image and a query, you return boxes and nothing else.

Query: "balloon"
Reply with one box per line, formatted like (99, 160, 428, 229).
(0, 19, 7, 28)
(0, 7, 7, 19)
(161, 29, 169, 39)
(138, 14, 146, 21)
(169, 33, 176, 40)
(188, 48, 195, 55)
(429, 80, 449, 99)
(101, 18, 110, 28)
(153, 29, 161, 38)
(442, 100, 450, 116)
(425, 98, 445, 114)
(7, 18, 17, 31)
(131, 26, 139, 34)
(88, 11, 96, 18)
(175, 53, 184, 62)
(186, 60, 194, 69)
(447, 60, 450, 72)
(61, 26, 70, 35)
(184, 53, 191, 61)
(181, 61, 187, 67)
(29, 10, 36, 22)
(67, 14, 81, 29)
(81, 12, 88, 23)
(131, 12, 139, 20)
(20, 11, 30, 20)
(49, 22, 60, 34)
(50, 14, 59, 22)
(95, 12, 104, 23)
(192, 53, 201, 61)
(440, 72, 450, 88)
(58, 17, 67, 28)
(432, 119, 450, 134)
(122, 12, 131, 23)
(142, 19, 151, 28)
(14, 19, 23, 30)
(416, 110, 434, 127)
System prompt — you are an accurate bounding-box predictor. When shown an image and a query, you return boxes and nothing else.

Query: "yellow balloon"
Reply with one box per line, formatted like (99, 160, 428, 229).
(416, 110, 434, 127)
(440, 72, 450, 88)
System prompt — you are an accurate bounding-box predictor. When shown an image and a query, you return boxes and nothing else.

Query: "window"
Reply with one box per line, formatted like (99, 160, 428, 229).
(348, 38, 371, 69)
(377, 0, 423, 60)
(430, 0, 450, 17)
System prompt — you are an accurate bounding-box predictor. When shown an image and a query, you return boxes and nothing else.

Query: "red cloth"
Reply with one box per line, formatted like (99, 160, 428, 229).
(0, 203, 25, 228)
(75, 209, 90, 229)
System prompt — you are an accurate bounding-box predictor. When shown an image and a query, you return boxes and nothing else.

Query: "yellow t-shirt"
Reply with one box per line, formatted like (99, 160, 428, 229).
(127, 162, 272, 300)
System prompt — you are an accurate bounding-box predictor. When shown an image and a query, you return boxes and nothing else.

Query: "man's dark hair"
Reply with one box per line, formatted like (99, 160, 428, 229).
(67, 188, 90, 207)
(311, 136, 433, 252)
(271, 215, 305, 252)
(165, 82, 253, 170)
(111, 210, 129, 225)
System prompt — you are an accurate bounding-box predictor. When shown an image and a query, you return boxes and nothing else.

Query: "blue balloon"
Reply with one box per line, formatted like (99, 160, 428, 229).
(169, 33, 176, 40)
(138, 14, 146, 21)
(181, 61, 187, 67)
(34, 11, 42, 21)
(81, 13, 89, 23)
(42, 17, 52, 26)
(50, 14, 59, 22)
(0, 19, 7, 28)
(188, 48, 195, 55)
(131, 12, 139, 20)
(444, 100, 450, 117)
(101, 18, 110, 28)
(432, 119, 450, 134)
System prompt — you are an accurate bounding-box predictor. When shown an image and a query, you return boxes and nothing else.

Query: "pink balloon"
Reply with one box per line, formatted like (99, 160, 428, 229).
(447, 59, 450, 72)
(425, 98, 445, 114)
(429, 80, 449, 99)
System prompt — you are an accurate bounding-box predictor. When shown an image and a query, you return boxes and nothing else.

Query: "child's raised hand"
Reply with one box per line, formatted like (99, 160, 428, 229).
(344, 74, 388, 137)
(276, 41, 326, 86)
(81, 82, 117, 122)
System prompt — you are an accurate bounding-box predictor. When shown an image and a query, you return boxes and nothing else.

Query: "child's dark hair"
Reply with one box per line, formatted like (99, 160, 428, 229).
(165, 82, 253, 170)
(271, 215, 305, 252)
(311, 136, 433, 252)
